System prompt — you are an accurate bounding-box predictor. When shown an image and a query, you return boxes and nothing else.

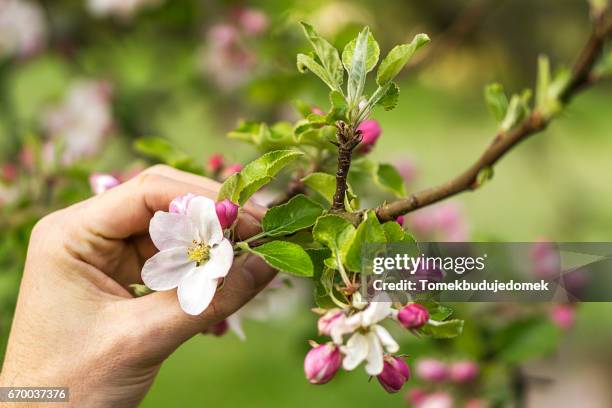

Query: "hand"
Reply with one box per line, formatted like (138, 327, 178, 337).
(0, 165, 276, 407)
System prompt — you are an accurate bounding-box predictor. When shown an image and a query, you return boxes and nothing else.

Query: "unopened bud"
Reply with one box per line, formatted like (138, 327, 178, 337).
(357, 119, 382, 154)
(550, 304, 575, 330)
(304, 343, 341, 385)
(207, 153, 224, 173)
(415, 358, 448, 382)
(449, 361, 479, 383)
(377, 355, 410, 393)
(215, 199, 239, 229)
(396, 215, 405, 226)
(398, 303, 429, 330)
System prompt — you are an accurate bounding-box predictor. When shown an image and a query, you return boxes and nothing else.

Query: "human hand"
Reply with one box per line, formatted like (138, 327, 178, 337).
(0, 165, 276, 407)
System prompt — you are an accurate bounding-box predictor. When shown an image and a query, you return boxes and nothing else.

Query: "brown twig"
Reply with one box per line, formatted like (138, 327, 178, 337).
(331, 122, 362, 212)
(375, 11, 612, 222)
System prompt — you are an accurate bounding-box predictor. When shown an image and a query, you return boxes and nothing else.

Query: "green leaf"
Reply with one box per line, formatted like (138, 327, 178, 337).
(345, 27, 370, 105)
(240, 241, 314, 277)
(300, 22, 343, 89)
(382, 222, 415, 243)
(376, 34, 430, 85)
(377, 82, 400, 111)
(301, 172, 337, 202)
(474, 166, 494, 188)
(134, 137, 190, 167)
(342, 30, 380, 73)
(307, 248, 331, 279)
(227, 121, 262, 144)
(217, 150, 303, 204)
(484, 83, 509, 123)
(420, 301, 453, 321)
(374, 163, 406, 197)
(500, 89, 532, 132)
(328, 90, 348, 121)
(346, 210, 386, 272)
(297, 53, 339, 91)
(312, 214, 356, 263)
(420, 319, 464, 339)
(495, 318, 561, 363)
(263, 195, 324, 237)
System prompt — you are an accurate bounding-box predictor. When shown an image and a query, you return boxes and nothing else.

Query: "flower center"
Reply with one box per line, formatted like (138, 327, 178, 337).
(187, 240, 211, 266)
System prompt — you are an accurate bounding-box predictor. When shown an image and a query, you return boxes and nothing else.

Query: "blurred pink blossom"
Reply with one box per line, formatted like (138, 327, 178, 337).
(0, 0, 46, 58)
(417, 392, 453, 408)
(407, 202, 469, 242)
(415, 358, 448, 382)
(449, 360, 479, 383)
(222, 163, 243, 179)
(530, 240, 560, 280)
(1, 163, 18, 182)
(393, 156, 418, 187)
(235, 7, 268, 35)
(550, 304, 575, 330)
(87, 0, 164, 19)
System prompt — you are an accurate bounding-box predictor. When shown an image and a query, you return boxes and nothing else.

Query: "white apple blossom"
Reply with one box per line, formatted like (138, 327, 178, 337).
(142, 195, 234, 315)
(0, 0, 46, 58)
(43, 80, 113, 165)
(87, 0, 164, 19)
(333, 301, 399, 376)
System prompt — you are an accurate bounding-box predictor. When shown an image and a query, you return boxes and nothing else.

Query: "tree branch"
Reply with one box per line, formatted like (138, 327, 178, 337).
(375, 11, 612, 222)
(331, 122, 362, 212)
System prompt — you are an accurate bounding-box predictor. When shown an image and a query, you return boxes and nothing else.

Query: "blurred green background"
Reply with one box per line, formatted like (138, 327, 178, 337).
(1, 0, 612, 406)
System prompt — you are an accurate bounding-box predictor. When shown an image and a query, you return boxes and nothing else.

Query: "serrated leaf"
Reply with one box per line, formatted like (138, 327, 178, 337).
(420, 319, 464, 339)
(301, 172, 336, 202)
(227, 121, 263, 144)
(217, 150, 303, 204)
(346, 27, 370, 105)
(297, 53, 339, 91)
(308, 248, 332, 279)
(373, 162, 406, 197)
(134, 137, 190, 166)
(346, 210, 387, 272)
(300, 22, 343, 89)
(328, 90, 348, 121)
(484, 83, 509, 123)
(382, 222, 415, 243)
(342, 30, 380, 73)
(241, 241, 314, 277)
(376, 34, 430, 85)
(263, 194, 324, 237)
(377, 82, 400, 111)
(313, 214, 356, 264)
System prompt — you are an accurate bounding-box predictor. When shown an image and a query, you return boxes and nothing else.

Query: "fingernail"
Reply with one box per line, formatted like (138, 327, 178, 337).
(242, 254, 277, 290)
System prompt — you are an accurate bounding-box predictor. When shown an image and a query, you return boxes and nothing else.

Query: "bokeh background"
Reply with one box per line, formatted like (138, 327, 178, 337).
(1, 0, 612, 407)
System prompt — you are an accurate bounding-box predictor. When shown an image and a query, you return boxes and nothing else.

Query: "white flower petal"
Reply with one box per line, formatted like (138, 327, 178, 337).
(149, 211, 197, 250)
(187, 196, 223, 245)
(362, 301, 392, 326)
(177, 269, 219, 315)
(199, 239, 233, 279)
(142, 247, 194, 290)
(373, 324, 399, 353)
(364, 331, 384, 375)
(341, 332, 369, 371)
(227, 314, 246, 340)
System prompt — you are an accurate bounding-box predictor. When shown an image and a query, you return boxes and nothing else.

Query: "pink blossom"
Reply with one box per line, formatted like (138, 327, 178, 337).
(396, 215, 405, 226)
(357, 119, 382, 153)
(418, 392, 453, 408)
(207, 153, 224, 173)
(449, 360, 479, 383)
(550, 304, 575, 330)
(394, 156, 418, 186)
(87, 0, 164, 19)
(215, 199, 239, 229)
(530, 240, 560, 279)
(415, 358, 448, 382)
(406, 388, 427, 406)
(19, 147, 35, 171)
(377, 356, 410, 393)
(169, 193, 195, 215)
(0, 0, 47, 59)
(304, 343, 341, 385)
(1, 163, 18, 182)
(236, 8, 268, 35)
(408, 202, 469, 242)
(311, 106, 325, 116)
(209, 24, 239, 48)
(398, 303, 429, 330)
(317, 309, 345, 336)
(89, 173, 120, 195)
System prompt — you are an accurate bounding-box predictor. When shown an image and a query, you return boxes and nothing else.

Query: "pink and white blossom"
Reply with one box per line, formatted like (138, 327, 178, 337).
(317, 309, 345, 336)
(304, 343, 341, 385)
(87, 0, 164, 19)
(418, 392, 453, 408)
(449, 360, 479, 383)
(408, 202, 469, 242)
(169, 193, 195, 215)
(0, 0, 46, 59)
(89, 173, 120, 195)
(415, 358, 448, 382)
(142, 195, 234, 315)
(334, 302, 399, 375)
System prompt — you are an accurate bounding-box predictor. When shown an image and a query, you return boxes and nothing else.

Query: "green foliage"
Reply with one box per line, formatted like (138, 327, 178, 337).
(376, 82, 400, 111)
(239, 241, 314, 277)
(134, 137, 197, 170)
(374, 162, 406, 197)
(217, 150, 303, 205)
(381, 222, 415, 243)
(300, 22, 344, 90)
(345, 27, 371, 108)
(301, 172, 336, 202)
(484, 83, 509, 123)
(345, 210, 386, 272)
(228, 121, 295, 150)
(500, 89, 532, 132)
(262, 194, 324, 237)
(536, 55, 570, 118)
(494, 317, 560, 363)
(420, 319, 464, 339)
(376, 34, 430, 85)
(342, 30, 380, 74)
(312, 214, 356, 268)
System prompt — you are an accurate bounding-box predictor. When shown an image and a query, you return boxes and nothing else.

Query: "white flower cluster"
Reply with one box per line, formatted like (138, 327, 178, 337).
(0, 0, 46, 58)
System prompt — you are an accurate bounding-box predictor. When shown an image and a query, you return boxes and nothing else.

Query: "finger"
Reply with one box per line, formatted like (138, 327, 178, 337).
(120, 253, 277, 359)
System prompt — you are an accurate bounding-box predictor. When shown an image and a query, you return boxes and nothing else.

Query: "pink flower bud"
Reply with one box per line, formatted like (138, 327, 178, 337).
(396, 215, 405, 226)
(238, 8, 268, 35)
(215, 199, 239, 229)
(169, 193, 195, 215)
(209, 24, 239, 48)
(311, 106, 325, 116)
(202, 320, 229, 337)
(405, 388, 427, 406)
(89, 173, 120, 195)
(377, 355, 410, 393)
(550, 304, 575, 330)
(317, 309, 344, 336)
(449, 361, 479, 383)
(530, 240, 560, 279)
(304, 343, 341, 385)
(419, 392, 453, 408)
(1, 163, 18, 182)
(207, 153, 224, 173)
(398, 303, 429, 329)
(415, 358, 448, 382)
(357, 119, 382, 154)
(222, 163, 243, 179)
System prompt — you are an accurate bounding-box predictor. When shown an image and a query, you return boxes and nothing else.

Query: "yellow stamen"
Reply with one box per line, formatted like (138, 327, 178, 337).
(187, 240, 211, 265)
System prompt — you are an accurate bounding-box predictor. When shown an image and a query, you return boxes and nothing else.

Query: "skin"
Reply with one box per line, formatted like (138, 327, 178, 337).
(0, 165, 277, 407)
